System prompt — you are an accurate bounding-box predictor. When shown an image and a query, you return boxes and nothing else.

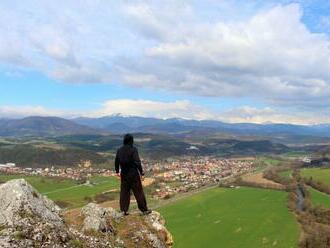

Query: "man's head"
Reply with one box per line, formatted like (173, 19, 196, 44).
(123, 133, 134, 146)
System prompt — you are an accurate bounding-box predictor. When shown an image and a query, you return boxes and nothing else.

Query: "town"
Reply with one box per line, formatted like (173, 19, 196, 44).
(146, 157, 255, 198)
(0, 156, 256, 199)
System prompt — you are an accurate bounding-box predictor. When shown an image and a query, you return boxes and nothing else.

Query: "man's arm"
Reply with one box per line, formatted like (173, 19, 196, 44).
(115, 149, 120, 174)
(133, 147, 144, 176)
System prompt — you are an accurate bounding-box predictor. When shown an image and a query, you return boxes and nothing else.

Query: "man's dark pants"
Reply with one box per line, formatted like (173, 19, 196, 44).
(120, 170, 148, 212)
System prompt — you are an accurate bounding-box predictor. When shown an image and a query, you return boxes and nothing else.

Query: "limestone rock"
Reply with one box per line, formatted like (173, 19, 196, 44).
(81, 203, 117, 233)
(0, 179, 173, 248)
(145, 211, 174, 247)
(0, 179, 71, 247)
(0, 179, 62, 227)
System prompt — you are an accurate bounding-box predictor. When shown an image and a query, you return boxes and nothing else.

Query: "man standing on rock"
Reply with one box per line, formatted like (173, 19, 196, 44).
(115, 134, 152, 216)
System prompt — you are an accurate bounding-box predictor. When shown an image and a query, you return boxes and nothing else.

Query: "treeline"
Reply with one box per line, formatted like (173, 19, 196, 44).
(263, 169, 292, 188)
(0, 145, 108, 167)
(287, 172, 330, 247)
(304, 176, 330, 195)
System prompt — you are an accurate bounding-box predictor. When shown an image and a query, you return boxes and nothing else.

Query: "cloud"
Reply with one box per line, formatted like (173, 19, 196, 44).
(93, 99, 215, 120)
(1, 100, 329, 125)
(0, 105, 66, 118)
(120, 4, 330, 108)
(0, 100, 213, 120)
(218, 106, 326, 124)
(0, 1, 330, 111)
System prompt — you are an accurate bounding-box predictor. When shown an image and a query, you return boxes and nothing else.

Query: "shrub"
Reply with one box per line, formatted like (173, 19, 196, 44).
(54, 200, 71, 209)
(94, 192, 116, 203)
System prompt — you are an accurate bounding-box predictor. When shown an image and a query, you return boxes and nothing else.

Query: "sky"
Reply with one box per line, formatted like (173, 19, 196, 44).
(1, 0, 330, 124)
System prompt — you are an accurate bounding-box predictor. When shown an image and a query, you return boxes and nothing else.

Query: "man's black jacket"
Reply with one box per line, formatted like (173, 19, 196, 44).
(115, 145, 144, 176)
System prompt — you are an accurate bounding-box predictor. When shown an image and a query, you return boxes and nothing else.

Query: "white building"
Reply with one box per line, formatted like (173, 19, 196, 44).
(302, 157, 312, 163)
(0, 163, 16, 168)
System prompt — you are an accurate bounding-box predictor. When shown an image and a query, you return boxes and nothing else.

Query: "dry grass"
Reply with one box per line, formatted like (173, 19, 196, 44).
(241, 172, 285, 190)
(100, 200, 120, 209)
(63, 208, 84, 228)
(142, 178, 155, 187)
(64, 206, 168, 248)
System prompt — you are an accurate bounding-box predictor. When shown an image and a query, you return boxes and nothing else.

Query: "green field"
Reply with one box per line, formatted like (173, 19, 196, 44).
(301, 168, 330, 187)
(159, 187, 298, 248)
(308, 187, 330, 209)
(258, 156, 282, 167)
(281, 151, 310, 158)
(0, 174, 120, 208)
(280, 170, 292, 179)
(0, 174, 78, 193)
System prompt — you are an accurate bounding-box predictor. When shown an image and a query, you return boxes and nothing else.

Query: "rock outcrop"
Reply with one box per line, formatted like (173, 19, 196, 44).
(0, 179, 69, 248)
(0, 179, 62, 227)
(81, 203, 117, 233)
(145, 211, 174, 247)
(0, 179, 173, 248)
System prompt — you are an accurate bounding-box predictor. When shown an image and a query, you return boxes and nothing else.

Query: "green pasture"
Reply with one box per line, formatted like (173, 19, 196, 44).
(279, 170, 292, 179)
(0, 174, 120, 208)
(257, 156, 282, 167)
(159, 187, 298, 248)
(0, 174, 77, 193)
(308, 187, 330, 209)
(301, 168, 330, 187)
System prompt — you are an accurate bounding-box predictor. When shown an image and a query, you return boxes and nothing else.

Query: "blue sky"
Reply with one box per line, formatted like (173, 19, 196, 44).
(1, 0, 330, 124)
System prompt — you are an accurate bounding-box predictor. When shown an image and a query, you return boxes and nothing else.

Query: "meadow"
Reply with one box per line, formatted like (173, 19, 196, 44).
(279, 170, 292, 179)
(308, 187, 330, 209)
(159, 187, 299, 248)
(0, 174, 120, 208)
(257, 156, 282, 167)
(301, 167, 330, 187)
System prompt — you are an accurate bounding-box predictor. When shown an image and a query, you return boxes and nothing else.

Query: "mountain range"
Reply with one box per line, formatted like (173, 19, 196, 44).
(1, 115, 330, 138)
(0, 116, 100, 137)
(74, 115, 330, 138)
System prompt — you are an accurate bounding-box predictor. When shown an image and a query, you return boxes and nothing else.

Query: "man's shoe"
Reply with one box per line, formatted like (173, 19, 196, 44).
(142, 209, 152, 215)
(124, 212, 129, 216)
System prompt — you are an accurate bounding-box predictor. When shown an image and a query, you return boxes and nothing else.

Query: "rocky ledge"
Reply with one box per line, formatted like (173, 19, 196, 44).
(0, 179, 173, 248)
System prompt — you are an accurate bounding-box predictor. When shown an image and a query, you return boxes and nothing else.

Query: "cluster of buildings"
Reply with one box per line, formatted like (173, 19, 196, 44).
(144, 157, 255, 199)
(0, 157, 256, 200)
(302, 156, 330, 167)
(0, 161, 115, 181)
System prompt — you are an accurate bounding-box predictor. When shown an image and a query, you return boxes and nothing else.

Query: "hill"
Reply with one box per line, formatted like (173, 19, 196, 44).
(0, 116, 102, 137)
(53, 134, 290, 159)
(2, 115, 330, 144)
(73, 115, 330, 137)
(0, 144, 107, 167)
(232, 140, 289, 153)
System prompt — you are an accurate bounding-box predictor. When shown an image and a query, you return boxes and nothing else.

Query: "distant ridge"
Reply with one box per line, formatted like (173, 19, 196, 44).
(73, 115, 330, 137)
(0, 116, 103, 137)
(2, 115, 330, 138)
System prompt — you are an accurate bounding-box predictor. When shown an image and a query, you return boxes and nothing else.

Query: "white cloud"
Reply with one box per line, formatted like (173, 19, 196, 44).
(218, 106, 326, 125)
(93, 99, 215, 120)
(0, 106, 66, 118)
(0, 1, 330, 111)
(123, 4, 330, 107)
(1, 100, 330, 125)
(0, 100, 214, 120)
